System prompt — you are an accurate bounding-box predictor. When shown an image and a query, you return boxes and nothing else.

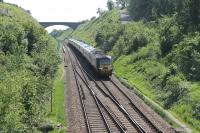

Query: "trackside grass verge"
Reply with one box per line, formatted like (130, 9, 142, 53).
(113, 55, 198, 132)
(113, 57, 184, 130)
(114, 74, 179, 127)
(46, 63, 66, 133)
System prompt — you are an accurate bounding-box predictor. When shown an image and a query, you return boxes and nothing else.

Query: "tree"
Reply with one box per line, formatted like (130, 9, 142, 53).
(193, 103, 200, 120)
(128, 0, 155, 20)
(0, 0, 3, 2)
(189, 0, 200, 28)
(166, 33, 200, 80)
(116, 0, 129, 8)
(0, 3, 60, 131)
(175, 0, 200, 32)
(107, 0, 114, 11)
(159, 16, 182, 56)
(97, 8, 105, 16)
(128, 0, 176, 21)
(163, 76, 189, 108)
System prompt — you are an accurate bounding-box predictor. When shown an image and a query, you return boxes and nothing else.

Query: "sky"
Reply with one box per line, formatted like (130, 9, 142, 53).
(4, 0, 111, 32)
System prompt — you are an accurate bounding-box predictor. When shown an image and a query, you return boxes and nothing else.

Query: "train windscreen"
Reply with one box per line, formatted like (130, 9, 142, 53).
(100, 58, 111, 65)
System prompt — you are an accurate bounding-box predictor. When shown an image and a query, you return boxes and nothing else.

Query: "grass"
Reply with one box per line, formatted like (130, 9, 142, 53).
(57, 29, 73, 41)
(70, 9, 200, 132)
(113, 56, 157, 100)
(169, 82, 200, 133)
(46, 63, 66, 133)
(72, 9, 121, 47)
(114, 55, 200, 132)
(114, 55, 184, 129)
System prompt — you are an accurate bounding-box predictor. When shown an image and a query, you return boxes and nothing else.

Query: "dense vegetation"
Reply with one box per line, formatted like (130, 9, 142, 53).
(51, 28, 73, 42)
(0, 3, 60, 132)
(71, 0, 200, 132)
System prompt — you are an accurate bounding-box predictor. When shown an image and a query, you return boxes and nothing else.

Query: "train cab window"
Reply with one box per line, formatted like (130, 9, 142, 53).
(100, 58, 111, 65)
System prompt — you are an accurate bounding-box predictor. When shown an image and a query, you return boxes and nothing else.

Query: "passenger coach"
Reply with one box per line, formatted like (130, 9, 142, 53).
(68, 39, 113, 76)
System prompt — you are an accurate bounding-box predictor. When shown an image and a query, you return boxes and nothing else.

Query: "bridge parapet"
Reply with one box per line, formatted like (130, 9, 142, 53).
(39, 22, 82, 29)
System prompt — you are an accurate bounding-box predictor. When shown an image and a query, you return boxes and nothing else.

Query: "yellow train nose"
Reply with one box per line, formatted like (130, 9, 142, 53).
(99, 67, 112, 76)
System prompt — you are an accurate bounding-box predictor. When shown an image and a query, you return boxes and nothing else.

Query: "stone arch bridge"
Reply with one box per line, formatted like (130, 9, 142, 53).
(39, 22, 82, 29)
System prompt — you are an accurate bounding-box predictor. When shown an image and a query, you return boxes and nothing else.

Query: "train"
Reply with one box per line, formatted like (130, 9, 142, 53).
(68, 39, 113, 76)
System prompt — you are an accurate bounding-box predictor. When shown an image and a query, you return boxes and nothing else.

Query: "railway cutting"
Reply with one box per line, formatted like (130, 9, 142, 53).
(63, 39, 177, 133)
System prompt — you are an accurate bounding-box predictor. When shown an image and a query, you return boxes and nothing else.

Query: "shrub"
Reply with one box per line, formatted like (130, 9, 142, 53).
(159, 16, 182, 56)
(166, 32, 200, 80)
(132, 44, 161, 62)
(95, 30, 106, 47)
(73, 9, 121, 50)
(113, 22, 158, 58)
(163, 76, 189, 108)
(193, 103, 200, 120)
(0, 3, 60, 131)
(125, 33, 148, 54)
(128, 0, 176, 21)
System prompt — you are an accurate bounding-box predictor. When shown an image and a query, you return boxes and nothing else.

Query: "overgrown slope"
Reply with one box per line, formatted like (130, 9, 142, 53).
(0, 3, 60, 132)
(50, 28, 73, 42)
(72, 10, 200, 132)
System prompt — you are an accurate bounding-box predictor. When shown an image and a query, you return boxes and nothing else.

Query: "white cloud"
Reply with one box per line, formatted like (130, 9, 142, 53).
(4, 0, 109, 22)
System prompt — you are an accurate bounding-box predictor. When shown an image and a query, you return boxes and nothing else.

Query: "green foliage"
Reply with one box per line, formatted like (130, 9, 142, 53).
(0, 3, 60, 131)
(50, 28, 73, 43)
(132, 44, 161, 61)
(46, 64, 66, 132)
(128, 0, 176, 21)
(166, 33, 200, 80)
(95, 31, 105, 46)
(51, 29, 65, 38)
(128, 0, 154, 20)
(57, 28, 73, 42)
(173, 0, 200, 32)
(71, 6, 200, 131)
(163, 76, 189, 108)
(159, 16, 182, 56)
(113, 22, 158, 58)
(193, 103, 200, 120)
(116, 0, 128, 8)
(0, 72, 24, 132)
(128, 0, 200, 29)
(188, 0, 200, 30)
(97, 8, 106, 17)
(73, 9, 121, 51)
(107, 0, 114, 10)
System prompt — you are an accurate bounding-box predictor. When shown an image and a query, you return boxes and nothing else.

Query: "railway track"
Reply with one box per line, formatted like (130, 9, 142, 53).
(65, 46, 112, 133)
(63, 44, 176, 133)
(99, 79, 164, 133)
(65, 45, 127, 132)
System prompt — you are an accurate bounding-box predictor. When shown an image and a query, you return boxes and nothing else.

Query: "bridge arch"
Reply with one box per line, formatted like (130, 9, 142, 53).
(45, 25, 71, 33)
(39, 22, 81, 30)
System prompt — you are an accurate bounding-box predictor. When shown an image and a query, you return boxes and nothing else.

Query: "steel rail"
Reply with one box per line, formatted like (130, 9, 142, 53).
(75, 68, 128, 133)
(64, 45, 92, 133)
(96, 97, 127, 133)
(110, 78, 165, 133)
(67, 45, 112, 133)
(70, 48, 147, 133)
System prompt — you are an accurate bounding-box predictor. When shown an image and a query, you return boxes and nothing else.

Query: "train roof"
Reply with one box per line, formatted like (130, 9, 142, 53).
(69, 39, 108, 58)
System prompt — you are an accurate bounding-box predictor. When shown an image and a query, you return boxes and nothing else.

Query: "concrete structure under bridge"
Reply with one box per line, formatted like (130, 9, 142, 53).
(39, 22, 82, 29)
